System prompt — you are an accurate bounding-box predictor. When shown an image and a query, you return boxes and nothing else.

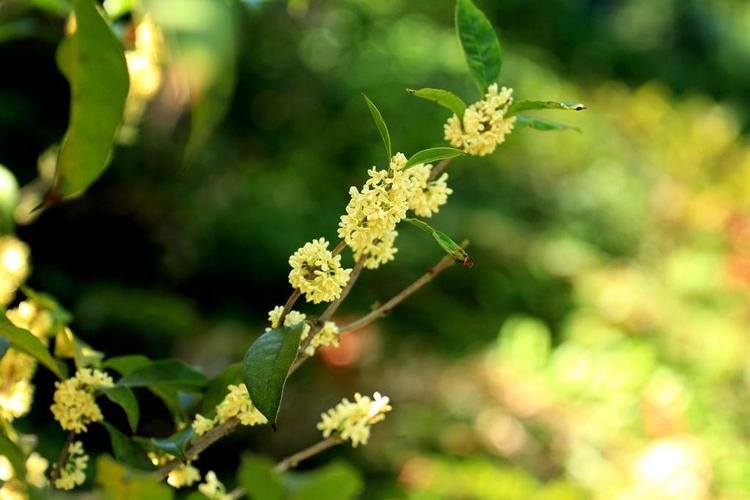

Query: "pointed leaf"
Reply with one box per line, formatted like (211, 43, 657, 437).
(242, 324, 304, 424)
(0, 432, 26, 479)
(53, 0, 129, 199)
(514, 115, 581, 133)
(407, 88, 466, 117)
(116, 358, 208, 388)
(404, 217, 473, 267)
(507, 100, 587, 116)
(150, 427, 195, 461)
(102, 386, 140, 432)
(101, 422, 153, 471)
(0, 315, 66, 379)
(405, 147, 464, 168)
(456, 0, 502, 93)
(362, 94, 391, 160)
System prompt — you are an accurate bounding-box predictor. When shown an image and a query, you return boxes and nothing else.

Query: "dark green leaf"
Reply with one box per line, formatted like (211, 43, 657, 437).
(405, 147, 464, 168)
(238, 454, 284, 500)
(514, 115, 581, 133)
(403, 217, 473, 267)
(0, 432, 26, 479)
(102, 386, 140, 433)
(407, 88, 466, 117)
(53, 0, 129, 199)
(199, 362, 242, 416)
(507, 100, 587, 116)
(455, 0, 502, 93)
(0, 164, 18, 234)
(103, 354, 150, 374)
(151, 427, 195, 461)
(287, 461, 364, 500)
(117, 358, 208, 389)
(242, 324, 304, 424)
(362, 94, 391, 160)
(101, 422, 153, 471)
(95, 455, 172, 500)
(0, 315, 66, 379)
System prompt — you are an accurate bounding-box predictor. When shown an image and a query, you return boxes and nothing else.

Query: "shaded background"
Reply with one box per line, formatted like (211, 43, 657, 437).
(2, 0, 750, 497)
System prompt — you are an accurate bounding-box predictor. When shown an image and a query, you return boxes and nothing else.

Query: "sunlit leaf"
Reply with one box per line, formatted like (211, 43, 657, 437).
(242, 324, 304, 425)
(362, 94, 391, 160)
(405, 147, 464, 168)
(507, 100, 587, 116)
(514, 115, 581, 133)
(456, 0, 502, 94)
(287, 461, 364, 500)
(53, 0, 129, 199)
(0, 315, 66, 379)
(95, 455, 172, 500)
(101, 422, 153, 471)
(404, 217, 473, 267)
(407, 88, 466, 117)
(238, 454, 284, 500)
(102, 386, 140, 433)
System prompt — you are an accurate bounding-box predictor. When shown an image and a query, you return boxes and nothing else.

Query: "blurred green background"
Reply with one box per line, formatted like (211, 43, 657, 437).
(3, 0, 750, 498)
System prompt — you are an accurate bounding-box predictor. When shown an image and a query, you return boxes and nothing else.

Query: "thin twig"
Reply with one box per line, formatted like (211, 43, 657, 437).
(277, 289, 301, 327)
(274, 436, 343, 472)
(50, 430, 75, 487)
(154, 418, 240, 478)
(339, 252, 457, 335)
(331, 239, 347, 257)
(427, 157, 453, 181)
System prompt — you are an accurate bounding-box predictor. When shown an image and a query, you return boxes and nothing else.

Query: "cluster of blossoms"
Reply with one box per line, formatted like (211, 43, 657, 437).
(54, 441, 88, 491)
(198, 471, 230, 500)
(317, 392, 392, 447)
(146, 451, 201, 489)
(288, 238, 352, 304)
(267, 306, 340, 355)
(50, 368, 114, 433)
(192, 383, 267, 436)
(0, 451, 48, 498)
(0, 236, 30, 306)
(406, 163, 453, 218)
(444, 83, 516, 156)
(1, 300, 53, 421)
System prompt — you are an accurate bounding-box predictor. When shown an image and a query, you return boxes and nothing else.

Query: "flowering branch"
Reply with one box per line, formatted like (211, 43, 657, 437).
(49, 430, 75, 487)
(274, 435, 344, 472)
(277, 289, 301, 328)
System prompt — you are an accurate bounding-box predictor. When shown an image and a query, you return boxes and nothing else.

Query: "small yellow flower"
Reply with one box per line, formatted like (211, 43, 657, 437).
(167, 463, 201, 488)
(288, 238, 351, 304)
(317, 392, 392, 447)
(25, 452, 49, 488)
(406, 164, 453, 218)
(198, 471, 229, 500)
(192, 414, 216, 436)
(302, 320, 340, 356)
(54, 441, 88, 491)
(444, 83, 515, 156)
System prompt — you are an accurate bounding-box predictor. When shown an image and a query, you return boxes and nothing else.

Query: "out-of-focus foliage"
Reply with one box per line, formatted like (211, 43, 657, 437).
(2, 0, 750, 498)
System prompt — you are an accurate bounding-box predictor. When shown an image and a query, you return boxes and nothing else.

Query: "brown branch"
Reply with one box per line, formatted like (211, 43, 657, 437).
(331, 239, 347, 257)
(274, 436, 343, 472)
(50, 430, 75, 487)
(277, 289, 301, 327)
(427, 157, 453, 181)
(154, 418, 240, 478)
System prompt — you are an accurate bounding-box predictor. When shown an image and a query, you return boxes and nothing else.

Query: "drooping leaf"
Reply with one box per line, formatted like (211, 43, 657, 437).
(0, 315, 66, 379)
(101, 422, 153, 471)
(116, 358, 208, 389)
(150, 427, 195, 461)
(514, 115, 581, 133)
(242, 324, 304, 425)
(53, 0, 129, 200)
(0, 164, 19, 234)
(405, 147, 464, 168)
(362, 94, 391, 160)
(95, 455, 172, 500)
(287, 461, 364, 500)
(238, 454, 284, 500)
(102, 386, 140, 433)
(199, 362, 242, 416)
(403, 217, 473, 267)
(455, 0, 502, 94)
(407, 88, 466, 117)
(0, 432, 26, 479)
(507, 100, 587, 116)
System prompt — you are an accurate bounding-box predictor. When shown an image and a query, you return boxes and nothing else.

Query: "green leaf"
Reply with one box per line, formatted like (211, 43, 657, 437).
(514, 115, 581, 133)
(404, 217, 473, 267)
(507, 100, 587, 116)
(242, 324, 304, 425)
(407, 88, 466, 117)
(288, 461, 364, 500)
(103, 354, 150, 374)
(0, 164, 19, 234)
(150, 427, 195, 461)
(95, 455, 172, 500)
(116, 358, 208, 389)
(101, 422, 153, 471)
(0, 432, 26, 479)
(102, 386, 140, 433)
(0, 315, 67, 379)
(238, 454, 284, 500)
(53, 0, 129, 200)
(455, 0, 502, 94)
(199, 362, 242, 416)
(405, 147, 464, 168)
(362, 94, 391, 160)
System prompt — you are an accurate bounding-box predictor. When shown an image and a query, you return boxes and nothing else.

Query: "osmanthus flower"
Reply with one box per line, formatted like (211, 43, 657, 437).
(0, 450, 47, 498)
(288, 238, 352, 304)
(50, 369, 114, 433)
(148, 452, 200, 489)
(406, 164, 453, 218)
(444, 83, 516, 156)
(0, 236, 30, 306)
(192, 383, 267, 436)
(198, 471, 230, 500)
(266, 306, 339, 356)
(317, 392, 392, 447)
(54, 441, 88, 491)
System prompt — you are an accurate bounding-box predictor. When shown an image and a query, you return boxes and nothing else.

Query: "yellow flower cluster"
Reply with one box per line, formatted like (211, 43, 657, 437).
(338, 153, 414, 269)
(267, 306, 339, 356)
(288, 238, 351, 303)
(54, 441, 88, 491)
(148, 452, 201, 489)
(444, 83, 516, 156)
(0, 236, 30, 306)
(192, 384, 267, 436)
(50, 369, 113, 433)
(0, 451, 48, 498)
(317, 392, 392, 447)
(406, 164, 453, 217)
(1, 301, 54, 421)
(198, 471, 229, 500)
